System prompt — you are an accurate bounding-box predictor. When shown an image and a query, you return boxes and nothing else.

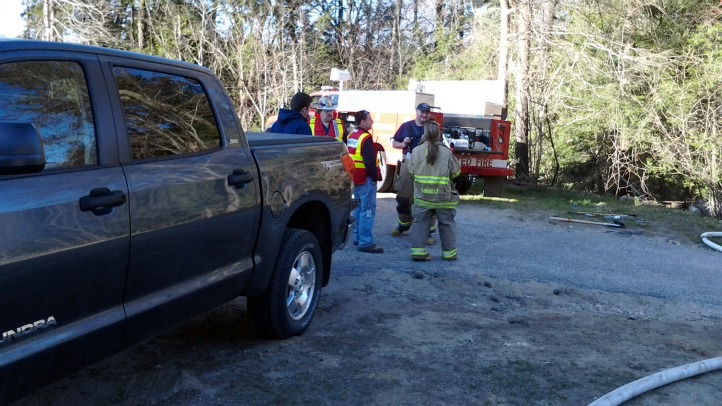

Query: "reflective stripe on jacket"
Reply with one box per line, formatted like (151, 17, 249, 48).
(408, 142, 461, 208)
(309, 116, 343, 141)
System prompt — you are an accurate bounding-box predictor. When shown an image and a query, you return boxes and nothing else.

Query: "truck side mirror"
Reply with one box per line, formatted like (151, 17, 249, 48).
(0, 122, 46, 175)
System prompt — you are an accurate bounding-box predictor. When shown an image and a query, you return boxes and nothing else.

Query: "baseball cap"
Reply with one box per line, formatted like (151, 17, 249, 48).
(416, 103, 431, 112)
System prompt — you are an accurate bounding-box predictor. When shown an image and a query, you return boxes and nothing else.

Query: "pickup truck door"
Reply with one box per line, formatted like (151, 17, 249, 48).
(98, 58, 261, 344)
(0, 54, 128, 396)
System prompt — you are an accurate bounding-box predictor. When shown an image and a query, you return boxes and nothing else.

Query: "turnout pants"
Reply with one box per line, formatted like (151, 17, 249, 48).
(394, 160, 414, 229)
(395, 160, 436, 234)
(409, 206, 457, 259)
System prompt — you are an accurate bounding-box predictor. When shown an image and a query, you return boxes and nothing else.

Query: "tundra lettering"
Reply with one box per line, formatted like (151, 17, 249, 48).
(0, 317, 57, 344)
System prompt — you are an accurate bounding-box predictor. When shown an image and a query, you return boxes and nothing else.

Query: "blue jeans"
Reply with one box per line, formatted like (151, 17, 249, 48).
(353, 177, 377, 248)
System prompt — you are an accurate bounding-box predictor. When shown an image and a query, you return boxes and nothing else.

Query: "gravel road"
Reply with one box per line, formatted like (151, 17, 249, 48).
(15, 193, 722, 405)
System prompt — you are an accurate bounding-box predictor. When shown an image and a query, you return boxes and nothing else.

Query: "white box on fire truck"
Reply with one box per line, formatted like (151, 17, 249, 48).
(420, 80, 504, 116)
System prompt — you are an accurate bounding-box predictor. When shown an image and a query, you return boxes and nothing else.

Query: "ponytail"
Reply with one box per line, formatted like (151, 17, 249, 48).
(423, 121, 440, 165)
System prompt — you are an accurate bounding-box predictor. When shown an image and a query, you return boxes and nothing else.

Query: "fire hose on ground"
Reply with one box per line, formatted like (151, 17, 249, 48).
(549, 214, 722, 403)
(588, 356, 722, 405)
(701, 231, 722, 253)
(588, 232, 721, 405)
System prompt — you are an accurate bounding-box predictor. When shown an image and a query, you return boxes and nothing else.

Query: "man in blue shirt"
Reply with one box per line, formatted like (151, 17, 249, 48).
(269, 92, 313, 135)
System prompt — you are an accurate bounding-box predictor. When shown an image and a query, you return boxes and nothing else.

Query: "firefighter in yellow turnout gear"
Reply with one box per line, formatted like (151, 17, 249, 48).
(391, 103, 437, 245)
(407, 121, 461, 261)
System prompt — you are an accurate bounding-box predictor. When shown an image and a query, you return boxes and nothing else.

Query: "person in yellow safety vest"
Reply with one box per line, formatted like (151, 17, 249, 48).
(309, 96, 346, 142)
(346, 109, 383, 254)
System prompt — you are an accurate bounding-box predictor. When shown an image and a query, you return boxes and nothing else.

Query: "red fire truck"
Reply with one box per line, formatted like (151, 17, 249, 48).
(434, 112, 513, 196)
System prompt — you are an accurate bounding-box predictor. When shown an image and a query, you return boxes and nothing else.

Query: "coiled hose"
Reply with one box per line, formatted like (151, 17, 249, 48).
(701, 231, 722, 253)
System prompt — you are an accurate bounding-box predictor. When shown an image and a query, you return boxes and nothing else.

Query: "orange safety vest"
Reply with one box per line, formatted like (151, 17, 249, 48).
(309, 116, 343, 141)
(347, 128, 380, 185)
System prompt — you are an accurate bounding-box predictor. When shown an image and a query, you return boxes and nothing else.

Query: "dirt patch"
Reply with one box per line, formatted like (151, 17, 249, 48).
(15, 195, 722, 405)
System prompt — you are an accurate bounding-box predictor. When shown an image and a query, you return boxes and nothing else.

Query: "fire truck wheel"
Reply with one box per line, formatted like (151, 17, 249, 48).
(376, 150, 395, 193)
(483, 177, 502, 197)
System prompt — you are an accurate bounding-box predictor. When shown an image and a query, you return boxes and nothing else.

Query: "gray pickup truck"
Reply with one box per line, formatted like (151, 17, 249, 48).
(0, 39, 353, 403)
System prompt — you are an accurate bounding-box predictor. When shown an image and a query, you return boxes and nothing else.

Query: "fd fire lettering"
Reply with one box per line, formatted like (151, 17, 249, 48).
(459, 157, 492, 167)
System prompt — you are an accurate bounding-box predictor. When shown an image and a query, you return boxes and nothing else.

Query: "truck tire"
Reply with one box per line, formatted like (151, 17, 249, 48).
(376, 150, 396, 193)
(248, 228, 322, 339)
(483, 176, 503, 197)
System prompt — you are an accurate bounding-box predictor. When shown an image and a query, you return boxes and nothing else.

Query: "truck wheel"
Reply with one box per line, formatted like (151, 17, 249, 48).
(248, 228, 322, 339)
(376, 151, 396, 193)
(483, 176, 503, 197)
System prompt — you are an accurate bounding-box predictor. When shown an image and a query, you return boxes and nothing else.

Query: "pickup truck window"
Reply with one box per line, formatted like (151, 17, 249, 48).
(112, 66, 221, 160)
(0, 61, 97, 169)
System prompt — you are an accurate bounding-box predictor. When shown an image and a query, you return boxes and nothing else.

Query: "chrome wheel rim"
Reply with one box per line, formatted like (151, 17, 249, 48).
(286, 250, 316, 320)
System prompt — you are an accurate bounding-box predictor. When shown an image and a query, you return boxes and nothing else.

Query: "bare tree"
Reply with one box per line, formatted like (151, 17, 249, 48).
(528, 0, 558, 182)
(42, 0, 62, 41)
(512, 0, 531, 181)
(498, 0, 510, 108)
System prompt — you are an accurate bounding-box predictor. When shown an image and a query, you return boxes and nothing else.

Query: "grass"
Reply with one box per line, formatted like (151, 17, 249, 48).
(460, 181, 722, 246)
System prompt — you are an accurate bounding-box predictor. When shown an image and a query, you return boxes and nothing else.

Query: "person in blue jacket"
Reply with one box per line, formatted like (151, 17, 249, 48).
(269, 92, 313, 135)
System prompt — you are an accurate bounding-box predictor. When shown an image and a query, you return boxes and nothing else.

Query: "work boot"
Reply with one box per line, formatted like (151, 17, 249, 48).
(442, 254, 457, 261)
(391, 225, 410, 236)
(412, 253, 432, 261)
(358, 244, 384, 253)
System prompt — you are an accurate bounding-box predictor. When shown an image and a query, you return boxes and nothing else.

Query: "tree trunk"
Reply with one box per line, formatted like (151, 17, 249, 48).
(434, 0, 444, 48)
(393, 0, 401, 78)
(531, 0, 557, 179)
(42, 0, 50, 41)
(42, 0, 60, 42)
(710, 183, 722, 219)
(136, 0, 145, 50)
(297, 5, 306, 91)
(336, 0, 344, 48)
(363, 0, 373, 53)
(514, 0, 531, 180)
(498, 0, 510, 115)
